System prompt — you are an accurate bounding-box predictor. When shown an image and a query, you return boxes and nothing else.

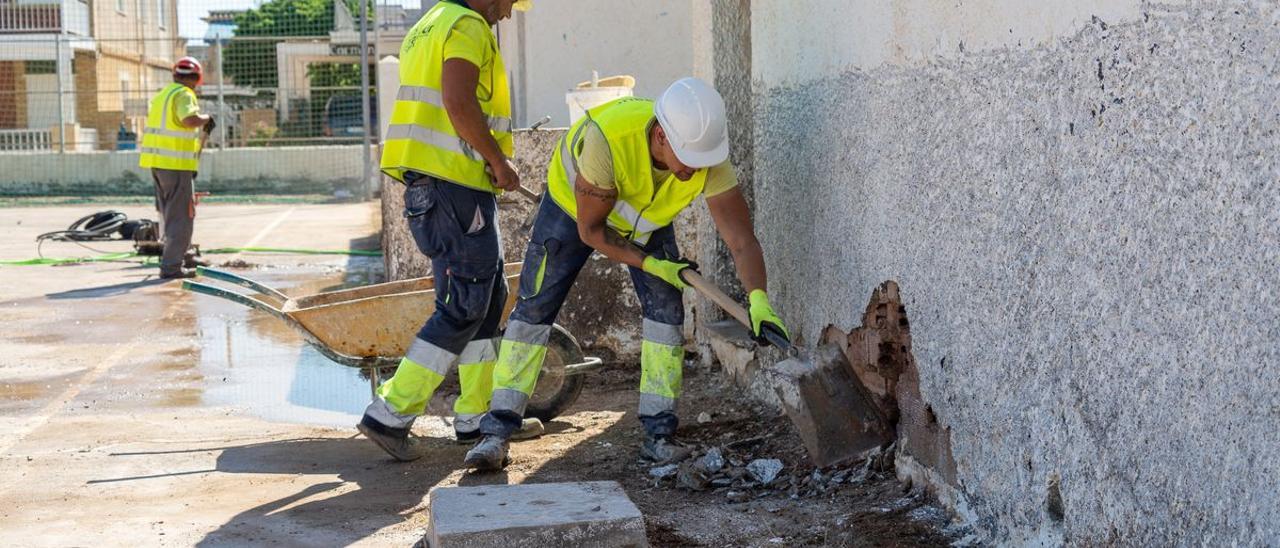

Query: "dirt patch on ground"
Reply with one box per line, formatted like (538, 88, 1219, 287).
(502, 358, 967, 547)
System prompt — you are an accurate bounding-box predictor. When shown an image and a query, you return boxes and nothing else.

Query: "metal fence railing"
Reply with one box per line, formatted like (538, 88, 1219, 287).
(0, 0, 392, 195)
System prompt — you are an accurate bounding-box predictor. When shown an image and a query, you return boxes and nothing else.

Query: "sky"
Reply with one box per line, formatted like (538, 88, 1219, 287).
(178, 0, 261, 41)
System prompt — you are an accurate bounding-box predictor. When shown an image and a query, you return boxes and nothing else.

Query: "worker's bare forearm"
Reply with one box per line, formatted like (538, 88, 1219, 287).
(707, 187, 768, 293)
(181, 114, 210, 129)
(573, 180, 646, 268)
(442, 59, 505, 166)
(580, 223, 647, 269)
(726, 235, 767, 293)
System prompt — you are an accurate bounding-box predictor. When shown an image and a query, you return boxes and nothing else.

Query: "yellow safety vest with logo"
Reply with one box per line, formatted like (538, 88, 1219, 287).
(138, 82, 201, 172)
(547, 97, 708, 245)
(380, 2, 513, 192)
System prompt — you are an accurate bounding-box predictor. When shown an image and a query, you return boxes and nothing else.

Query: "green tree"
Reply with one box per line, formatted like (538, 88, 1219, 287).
(223, 0, 336, 89)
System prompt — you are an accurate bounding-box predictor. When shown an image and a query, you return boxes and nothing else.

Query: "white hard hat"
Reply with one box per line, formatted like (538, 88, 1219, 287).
(654, 77, 729, 169)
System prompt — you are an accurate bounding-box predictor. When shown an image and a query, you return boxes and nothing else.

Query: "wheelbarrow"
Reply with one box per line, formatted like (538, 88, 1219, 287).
(181, 262, 602, 422)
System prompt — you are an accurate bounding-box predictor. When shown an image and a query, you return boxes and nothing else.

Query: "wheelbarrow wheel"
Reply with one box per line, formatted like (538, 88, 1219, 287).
(524, 323, 586, 422)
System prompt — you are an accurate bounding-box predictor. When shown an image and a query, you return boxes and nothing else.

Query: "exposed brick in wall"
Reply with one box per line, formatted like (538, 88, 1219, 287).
(821, 281, 959, 484)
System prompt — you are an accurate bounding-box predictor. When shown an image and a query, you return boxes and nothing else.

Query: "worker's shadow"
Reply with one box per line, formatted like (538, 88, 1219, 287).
(45, 277, 169, 299)
(190, 435, 462, 547)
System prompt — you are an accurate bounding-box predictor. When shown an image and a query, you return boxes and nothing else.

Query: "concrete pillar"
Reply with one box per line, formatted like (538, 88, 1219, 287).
(691, 0, 755, 363)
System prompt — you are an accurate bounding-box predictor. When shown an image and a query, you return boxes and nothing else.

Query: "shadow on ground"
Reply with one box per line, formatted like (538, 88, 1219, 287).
(195, 437, 458, 546)
(45, 277, 168, 299)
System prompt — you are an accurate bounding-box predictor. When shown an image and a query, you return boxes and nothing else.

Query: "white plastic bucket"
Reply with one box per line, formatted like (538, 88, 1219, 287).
(566, 86, 632, 125)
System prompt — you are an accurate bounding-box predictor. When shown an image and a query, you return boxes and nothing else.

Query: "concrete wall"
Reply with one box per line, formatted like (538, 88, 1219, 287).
(497, 0, 694, 128)
(0, 145, 365, 195)
(741, 0, 1279, 544)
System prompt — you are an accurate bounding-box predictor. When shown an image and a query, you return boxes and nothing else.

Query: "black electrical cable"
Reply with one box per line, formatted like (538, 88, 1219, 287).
(35, 210, 128, 243)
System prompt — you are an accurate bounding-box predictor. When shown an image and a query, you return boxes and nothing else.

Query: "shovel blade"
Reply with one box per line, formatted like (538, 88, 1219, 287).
(703, 319, 754, 344)
(766, 344, 893, 467)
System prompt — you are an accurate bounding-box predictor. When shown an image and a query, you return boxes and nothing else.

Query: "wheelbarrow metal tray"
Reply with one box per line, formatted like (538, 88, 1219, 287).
(184, 263, 522, 362)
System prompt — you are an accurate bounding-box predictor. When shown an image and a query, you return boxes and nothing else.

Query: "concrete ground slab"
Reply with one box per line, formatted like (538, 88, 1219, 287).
(427, 481, 647, 547)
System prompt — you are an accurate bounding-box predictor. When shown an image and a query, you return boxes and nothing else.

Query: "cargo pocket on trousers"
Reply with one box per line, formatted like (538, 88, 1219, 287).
(517, 240, 549, 300)
(404, 186, 440, 257)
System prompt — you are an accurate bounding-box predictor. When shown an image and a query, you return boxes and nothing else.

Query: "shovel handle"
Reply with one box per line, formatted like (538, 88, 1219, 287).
(514, 185, 540, 202)
(680, 269, 752, 329)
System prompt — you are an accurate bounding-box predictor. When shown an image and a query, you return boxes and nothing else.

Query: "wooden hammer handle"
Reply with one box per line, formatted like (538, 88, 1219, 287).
(680, 269, 752, 329)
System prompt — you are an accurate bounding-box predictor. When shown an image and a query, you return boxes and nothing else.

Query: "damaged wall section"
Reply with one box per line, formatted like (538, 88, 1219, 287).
(742, 0, 1280, 545)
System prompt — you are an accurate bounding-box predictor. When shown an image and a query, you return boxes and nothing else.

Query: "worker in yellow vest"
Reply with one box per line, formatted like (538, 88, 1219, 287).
(464, 77, 792, 470)
(357, 0, 536, 462)
(138, 56, 213, 279)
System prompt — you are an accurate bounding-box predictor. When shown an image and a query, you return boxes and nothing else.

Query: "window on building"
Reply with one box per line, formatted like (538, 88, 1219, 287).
(116, 0, 125, 14)
(25, 61, 56, 75)
(137, 0, 146, 21)
(157, 0, 166, 28)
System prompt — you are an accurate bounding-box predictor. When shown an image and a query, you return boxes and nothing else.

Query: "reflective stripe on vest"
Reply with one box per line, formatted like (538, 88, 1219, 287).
(547, 98, 708, 244)
(379, 2, 514, 193)
(138, 83, 201, 171)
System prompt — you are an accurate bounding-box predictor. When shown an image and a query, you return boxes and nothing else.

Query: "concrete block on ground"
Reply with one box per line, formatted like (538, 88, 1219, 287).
(426, 481, 648, 548)
(767, 343, 893, 467)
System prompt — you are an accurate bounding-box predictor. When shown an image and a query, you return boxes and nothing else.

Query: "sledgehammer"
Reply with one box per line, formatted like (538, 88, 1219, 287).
(680, 269, 894, 467)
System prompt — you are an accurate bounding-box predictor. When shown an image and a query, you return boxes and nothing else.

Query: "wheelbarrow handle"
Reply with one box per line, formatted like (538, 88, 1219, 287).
(182, 280, 288, 321)
(196, 267, 290, 301)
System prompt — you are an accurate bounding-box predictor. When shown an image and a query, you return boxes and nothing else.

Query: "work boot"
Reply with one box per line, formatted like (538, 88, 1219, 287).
(183, 253, 211, 268)
(640, 434, 693, 464)
(463, 434, 509, 471)
(160, 268, 196, 279)
(455, 418, 545, 445)
(357, 417, 422, 462)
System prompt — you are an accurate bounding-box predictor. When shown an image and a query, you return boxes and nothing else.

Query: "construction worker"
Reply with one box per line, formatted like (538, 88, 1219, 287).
(464, 77, 791, 470)
(138, 56, 214, 279)
(357, 0, 537, 462)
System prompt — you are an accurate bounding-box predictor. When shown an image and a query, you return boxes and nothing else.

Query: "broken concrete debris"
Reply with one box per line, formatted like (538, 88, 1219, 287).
(648, 464, 678, 479)
(700, 447, 724, 472)
(767, 342, 893, 467)
(746, 459, 784, 485)
(647, 439, 901, 503)
(426, 481, 648, 547)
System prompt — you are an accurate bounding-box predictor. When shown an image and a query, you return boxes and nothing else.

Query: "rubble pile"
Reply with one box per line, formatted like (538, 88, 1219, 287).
(649, 441, 899, 501)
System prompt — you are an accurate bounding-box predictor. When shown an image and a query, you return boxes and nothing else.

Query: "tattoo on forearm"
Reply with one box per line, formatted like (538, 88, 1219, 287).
(602, 228, 633, 250)
(575, 183, 617, 201)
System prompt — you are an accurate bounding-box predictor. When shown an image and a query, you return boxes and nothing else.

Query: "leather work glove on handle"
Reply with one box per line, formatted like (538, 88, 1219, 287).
(748, 289, 791, 346)
(642, 256, 698, 291)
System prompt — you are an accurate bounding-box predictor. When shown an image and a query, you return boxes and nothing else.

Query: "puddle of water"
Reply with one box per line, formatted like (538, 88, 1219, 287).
(191, 265, 455, 435)
(197, 304, 373, 428)
(191, 267, 375, 427)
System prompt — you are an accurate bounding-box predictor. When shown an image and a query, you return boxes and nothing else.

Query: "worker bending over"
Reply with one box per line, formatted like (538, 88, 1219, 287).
(465, 77, 790, 470)
(357, 0, 538, 462)
(138, 57, 214, 279)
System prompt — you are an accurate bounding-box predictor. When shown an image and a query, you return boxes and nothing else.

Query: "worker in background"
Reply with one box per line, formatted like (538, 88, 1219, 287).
(357, 0, 539, 462)
(138, 56, 214, 279)
(464, 77, 791, 470)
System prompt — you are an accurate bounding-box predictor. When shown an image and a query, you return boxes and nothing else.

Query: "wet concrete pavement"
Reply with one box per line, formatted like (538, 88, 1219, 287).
(0, 202, 456, 546)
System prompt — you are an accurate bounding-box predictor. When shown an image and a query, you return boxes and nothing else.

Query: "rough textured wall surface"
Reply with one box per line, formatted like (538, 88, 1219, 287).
(751, 2, 1279, 545)
(690, 0, 755, 363)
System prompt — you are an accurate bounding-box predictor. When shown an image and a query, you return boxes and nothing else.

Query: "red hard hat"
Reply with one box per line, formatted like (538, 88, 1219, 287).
(173, 56, 203, 82)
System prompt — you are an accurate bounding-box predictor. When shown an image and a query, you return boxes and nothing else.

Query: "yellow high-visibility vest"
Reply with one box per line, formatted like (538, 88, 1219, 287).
(547, 98, 708, 245)
(138, 82, 201, 171)
(380, 2, 513, 193)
